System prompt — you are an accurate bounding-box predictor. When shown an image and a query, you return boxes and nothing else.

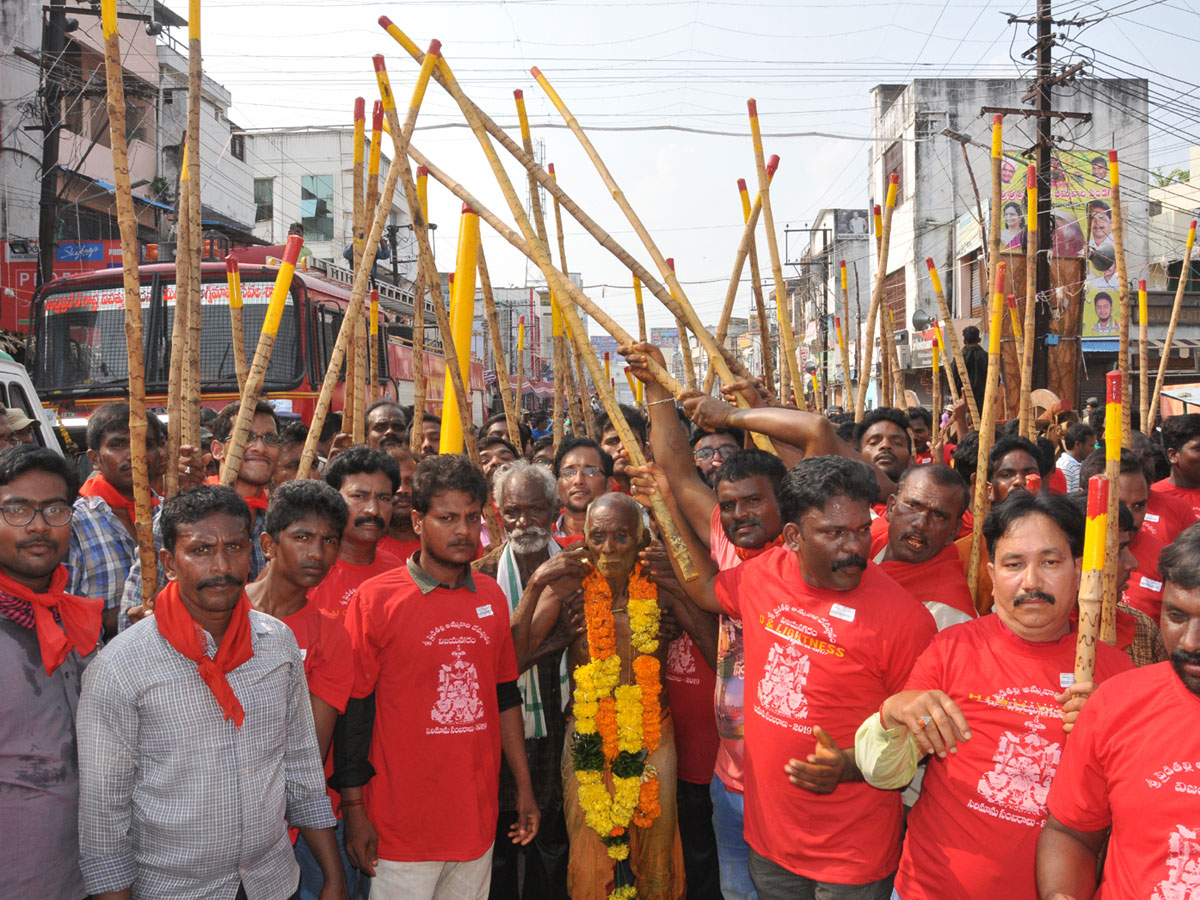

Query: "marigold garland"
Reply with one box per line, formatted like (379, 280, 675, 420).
(572, 562, 664, 900)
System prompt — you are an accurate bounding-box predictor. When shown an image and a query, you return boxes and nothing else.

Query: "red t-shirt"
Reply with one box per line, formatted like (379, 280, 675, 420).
(666, 632, 719, 785)
(308, 553, 401, 619)
(714, 547, 937, 881)
(896, 615, 1132, 900)
(377, 535, 420, 565)
(1047, 663, 1200, 899)
(1049, 467, 1068, 495)
(1152, 477, 1200, 523)
(877, 544, 977, 625)
(710, 505, 747, 793)
(1125, 491, 1194, 620)
(281, 602, 354, 713)
(345, 564, 518, 862)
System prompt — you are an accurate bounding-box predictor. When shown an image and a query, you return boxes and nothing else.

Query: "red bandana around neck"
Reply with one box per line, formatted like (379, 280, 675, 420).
(154, 580, 254, 726)
(204, 475, 268, 511)
(733, 532, 786, 561)
(80, 473, 160, 522)
(0, 566, 102, 675)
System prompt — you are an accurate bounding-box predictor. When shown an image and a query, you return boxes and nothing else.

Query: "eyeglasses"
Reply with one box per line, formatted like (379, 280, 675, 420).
(0, 503, 74, 527)
(560, 466, 603, 479)
(248, 431, 282, 446)
(694, 445, 737, 462)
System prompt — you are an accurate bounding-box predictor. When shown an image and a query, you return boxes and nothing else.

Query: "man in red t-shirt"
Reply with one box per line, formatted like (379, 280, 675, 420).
(378, 448, 420, 564)
(309, 447, 402, 619)
(1152, 414, 1200, 522)
(857, 491, 1132, 900)
(246, 479, 359, 900)
(1038, 522, 1200, 900)
(333, 455, 538, 900)
(672, 456, 936, 899)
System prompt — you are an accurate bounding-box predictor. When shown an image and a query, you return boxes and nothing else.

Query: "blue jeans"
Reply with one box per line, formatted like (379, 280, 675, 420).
(748, 848, 893, 900)
(295, 818, 372, 900)
(710, 774, 758, 900)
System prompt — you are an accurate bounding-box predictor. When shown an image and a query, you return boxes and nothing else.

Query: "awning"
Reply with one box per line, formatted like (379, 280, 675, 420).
(58, 166, 175, 212)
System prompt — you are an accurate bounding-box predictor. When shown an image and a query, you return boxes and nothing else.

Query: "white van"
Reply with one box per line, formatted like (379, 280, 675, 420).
(0, 355, 67, 455)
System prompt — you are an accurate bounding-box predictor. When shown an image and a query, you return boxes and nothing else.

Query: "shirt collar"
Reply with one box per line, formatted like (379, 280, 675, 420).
(406, 553, 477, 594)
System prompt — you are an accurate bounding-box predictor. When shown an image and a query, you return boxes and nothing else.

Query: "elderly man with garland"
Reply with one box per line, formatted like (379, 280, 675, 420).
(523, 491, 686, 900)
(475, 460, 587, 900)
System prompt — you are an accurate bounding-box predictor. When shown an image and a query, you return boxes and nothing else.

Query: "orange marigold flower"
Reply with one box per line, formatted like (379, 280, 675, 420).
(596, 696, 619, 762)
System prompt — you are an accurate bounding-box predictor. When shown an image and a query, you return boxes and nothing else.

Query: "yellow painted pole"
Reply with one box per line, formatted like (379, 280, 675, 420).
(516, 315, 526, 418)
(1109, 151, 1133, 444)
(410, 164, 430, 454)
(854, 174, 899, 420)
(927, 257, 979, 428)
(986, 115, 1003, 327)
(1076, 474, 1108, 684)
(1101, 370, 1123, 644)
(441, 205, 481, 454)
(1019, 163, 1038, 439)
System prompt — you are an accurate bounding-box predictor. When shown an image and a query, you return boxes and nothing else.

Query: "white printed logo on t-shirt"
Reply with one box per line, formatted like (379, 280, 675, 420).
(1152, 824, 1200, 900)
(668, 636, 696, 678)
(757, 643, 811, 721)
(976, 728, 1062, 815)
(430, 648, 484, 726)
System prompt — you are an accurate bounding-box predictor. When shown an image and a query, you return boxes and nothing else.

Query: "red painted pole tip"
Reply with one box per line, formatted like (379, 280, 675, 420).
(924, 257, 935, 269)
(519, 315, 525, 324)
(372, 54, 386, 72)
(370, 288, 379, 301)
(747, 99, 758, 117)
(372, 101, 383, 126)
(736, 177, 747, 191)
(1026, 165, 1036, 186)
(427, 39, 441, 56)
(417, 165, 428, 176)
(993, 114, 1003, 125)
(530, 66, 541, 78)
(282, 233, 304, 265)
(874, 204, 882, 215)
(840, 260, 847, 270)
(766, 154, 780, 176)
(666, 257, 676, 271)
(378, 15, 393, 28)
(889, 172, 899, 184)
(448, 273, 455, 285)
(1106, 369, 1122, 403)
(1139, 278, 1147, 290)
(1086, 474, 1108, 518)
(462, 202, 474, 215)
(993, 261, 1007, 293)
(354, 97, 365, 119)
(1006, 294, 1017, 307)
(604, 352, 610, 360)
(513, 89, 523, 99)
(1108, 149, 1118, 164)
(1191, 220, 1197, 230)
(225, 253, 239, 272)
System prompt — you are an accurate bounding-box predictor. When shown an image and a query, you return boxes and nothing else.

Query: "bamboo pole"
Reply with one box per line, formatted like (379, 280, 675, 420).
(935, 321, 960, 406)
(378, 18, 751, 388)
(1148, 220, 1196, 429)
(421, 51, 696, 579)
(873, 205, 883, 258)
(346, 98, 366, 444)
(220, 236, 303, 486)
(225, 253, 248, 394)
(407, 147, 687, 402)
(548, 164, 588, 438)
(1108, 152, 1133, 444)
(297, 47, 438, 480)
(165, 146, 188, 498)
(530, 66, 755, 392)
(100, 0, 157, 609)
(1100, 370, 1123, 645)
(986, 115, 1004, 337)
(966, 262, 1008, 606)
(410, 165, 430, 456)
(367, 101, 383, 231)
(878, 294, 892, 407)
(369, 289, 379, 403)
(666, 259, 698, 390)
(1138, 279, 1148, 432)
(441, 208, 481, 454)
(926, 257, 979, 428)
(701, 164, 778, 395)
(885, 305, 903, 407)
(854, 174, 899, 421)
(838, 261, 853, 406)
(479, 243, 521, 449)
(634, 276, 647, 342)
(367, 101, 383, 404)
(1075, 474, 1108, 684)
(515, 315, 526, 422)
(1019, 164, 1038, 439)
(931, 325, 943, 457)
(182, 0, 202, 453)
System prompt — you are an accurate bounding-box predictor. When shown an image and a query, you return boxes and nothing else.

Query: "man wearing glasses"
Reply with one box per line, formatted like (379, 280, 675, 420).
(0, 445, 103, 900)
(692, 430, 742, 487)
(551, 436, 612, 542)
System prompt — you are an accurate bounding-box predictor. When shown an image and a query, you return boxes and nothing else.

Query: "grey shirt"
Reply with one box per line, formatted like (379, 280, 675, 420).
(77, 608, 335, 900)
(0, 615, 91, 900)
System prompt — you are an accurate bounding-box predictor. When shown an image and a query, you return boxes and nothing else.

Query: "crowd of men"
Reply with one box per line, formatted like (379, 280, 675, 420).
(6, 337, 1200, 900)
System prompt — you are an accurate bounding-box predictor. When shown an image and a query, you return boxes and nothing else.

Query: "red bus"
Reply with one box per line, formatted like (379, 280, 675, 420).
(27, 250, 485, 434)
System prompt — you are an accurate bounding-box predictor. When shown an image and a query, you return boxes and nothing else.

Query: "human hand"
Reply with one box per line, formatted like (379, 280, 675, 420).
(317, 875, 349, 900)
(880, 689, 972, 758)
(1055, 680, 1095, 734)
(618, 342, 667, 384)
(178, 444, 206, 489)
(126, 604, 153, 626)
(681, 392, 737, 431)
(627, 461, 670, 511)
(326, 433, 354, 463)
(720, 378, 771, 409)
(784, 726, 852, 794)
(531, 545, 591, 588)
(508, 785, 541, 845)
(342, 806, 378, 877)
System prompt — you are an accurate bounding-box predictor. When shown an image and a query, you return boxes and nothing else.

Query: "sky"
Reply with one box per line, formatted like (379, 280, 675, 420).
(165, 0, 1200, 336)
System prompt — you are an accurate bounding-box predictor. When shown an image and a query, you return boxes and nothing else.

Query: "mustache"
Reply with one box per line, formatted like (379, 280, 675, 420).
(1014, 590, 1056, 606)
(354, 514, 386, 529)
(379, 434, 403, 445)
(510, 524, 549, 543)
(899, 529, 928, 545)
(733, 516, 761, 530)
(18, 537, 59, 551)
(196, 574, 244, 591)
(831, 554, 867, 572)
(1171, 648, 1200, 668)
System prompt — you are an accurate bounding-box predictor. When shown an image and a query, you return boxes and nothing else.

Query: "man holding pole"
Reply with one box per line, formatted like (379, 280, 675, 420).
(856, 491, 1131, 900)
(1037, 522, 1200, 900)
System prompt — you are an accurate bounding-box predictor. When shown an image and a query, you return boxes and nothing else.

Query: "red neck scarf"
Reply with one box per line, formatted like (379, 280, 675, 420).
(205, 475, 268, 512)
(154, 580, 254, 726)
(733, 533, 785, 561)
(0, 566, 102, 675)
(79, 473, 160, 522)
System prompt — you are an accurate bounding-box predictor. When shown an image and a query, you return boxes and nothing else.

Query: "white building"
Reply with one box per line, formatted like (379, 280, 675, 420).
(245, 127, 410, 264)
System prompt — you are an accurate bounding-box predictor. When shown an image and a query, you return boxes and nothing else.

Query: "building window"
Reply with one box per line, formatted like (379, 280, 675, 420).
(230, 133, 245, 162)
(1149, 200, 1162, 217)
(883, 141, 904, 206)
(300, 174, 334, 241)
(956, 249, 984, 317)
(254, 178, 273, 223)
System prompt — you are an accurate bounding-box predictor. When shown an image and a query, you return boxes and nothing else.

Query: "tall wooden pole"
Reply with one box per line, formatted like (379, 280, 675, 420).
(220, 236, 303, 486)
(297, 47, 437, 480)
(666, 258, 697, 390)
(1138, 279, 1149, 432)
(1109, 151, 1132, 444)
(854, 175, 899, 420)
(838, 261, 853, 406)
(369, 290, 379, 403)
(165, 146, 188, 498)
(225, 253, 248, 394)
(986, 115, 1004, 334)
(478, 243, 521, 449)
(100, 0, 157, 609)
(1100, 370, 1123, 645)
(1075, 474, 1108, 684)
(1148, 220, 1196, 429)
(966, 262, 1008, 606)
(440, 208, 480, 454)
(367, 101, 383, 403)
(549, 164, 588, 439)
(1019, 165, 1038, 439)
(347, 98, 366, 444)
(182, 0, 202, 453)
(410, 165, 430, 456)
(931, 326, 943, 457)
(927, 257, 979, 428)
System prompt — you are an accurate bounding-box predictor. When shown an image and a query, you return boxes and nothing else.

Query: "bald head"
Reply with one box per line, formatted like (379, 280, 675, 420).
(584, 492, 645, 580)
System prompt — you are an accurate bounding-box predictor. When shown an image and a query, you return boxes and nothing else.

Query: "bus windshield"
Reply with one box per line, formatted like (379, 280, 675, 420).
(31, 276, 304, 398)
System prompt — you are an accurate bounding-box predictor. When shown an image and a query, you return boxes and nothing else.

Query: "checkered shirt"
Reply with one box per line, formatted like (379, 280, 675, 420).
(67, 495, 145, 611)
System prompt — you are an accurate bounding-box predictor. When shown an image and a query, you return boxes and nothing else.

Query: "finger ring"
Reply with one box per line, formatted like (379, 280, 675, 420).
(186, 466, 192, 474)
(918, 715, 932, 727)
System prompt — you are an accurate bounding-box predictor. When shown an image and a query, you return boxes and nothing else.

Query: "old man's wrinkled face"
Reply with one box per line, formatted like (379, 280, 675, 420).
(584, 493, 643, 580)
